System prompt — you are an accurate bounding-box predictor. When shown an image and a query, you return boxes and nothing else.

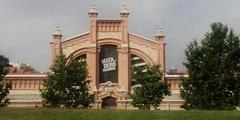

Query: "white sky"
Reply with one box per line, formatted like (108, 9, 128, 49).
(0, 0, 240, 72)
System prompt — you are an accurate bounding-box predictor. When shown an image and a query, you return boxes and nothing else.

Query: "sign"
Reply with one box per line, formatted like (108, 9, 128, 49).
(99, 45, 118, 83)
(101, 57, 117, 72)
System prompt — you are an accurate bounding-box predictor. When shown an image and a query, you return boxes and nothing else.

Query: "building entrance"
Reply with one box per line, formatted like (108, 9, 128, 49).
(101, 96, 117, 109)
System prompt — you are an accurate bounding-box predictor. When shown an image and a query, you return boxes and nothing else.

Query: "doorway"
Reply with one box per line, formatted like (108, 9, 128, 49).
(101, 96, 117, 109)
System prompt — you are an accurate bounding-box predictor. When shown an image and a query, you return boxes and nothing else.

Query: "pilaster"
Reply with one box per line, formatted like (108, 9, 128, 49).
(118, 5, 131, 92)
(120, 5, 129, 44)
(87, 5, 98, 92)
(117, 47, 130, 92)
(87, 46, 98, 93)
(88, 5, 98, 43)
(50, 26, 62, 65)
(155, 28, 166, 72)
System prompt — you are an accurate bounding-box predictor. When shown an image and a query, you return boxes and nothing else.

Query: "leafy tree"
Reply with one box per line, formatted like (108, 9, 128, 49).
(65, 58, 93, 107)
(130, 65, 170, 110)
(181, 22, 240, 110)
(0, 55, 11, 107)
(41, 53, 93, 108)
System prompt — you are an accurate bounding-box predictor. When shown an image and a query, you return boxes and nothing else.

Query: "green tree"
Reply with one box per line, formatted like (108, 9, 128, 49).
(181, 22, 240, 110)
(130, 65, 170, 110)
(41, 53, 93, 108)
(65, 58, 93, 108)
(0, 55, 11, 107)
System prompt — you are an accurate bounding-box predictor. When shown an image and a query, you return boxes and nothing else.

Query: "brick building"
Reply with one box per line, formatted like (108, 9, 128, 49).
(4, 5, 184, 109)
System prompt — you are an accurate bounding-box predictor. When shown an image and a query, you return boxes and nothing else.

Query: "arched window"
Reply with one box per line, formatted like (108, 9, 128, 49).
(131, 54, 146, 86)
(75, 54, 86, 62)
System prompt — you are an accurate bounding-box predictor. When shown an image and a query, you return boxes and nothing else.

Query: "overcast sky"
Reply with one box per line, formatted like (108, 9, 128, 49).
(0, 0, 240, 72)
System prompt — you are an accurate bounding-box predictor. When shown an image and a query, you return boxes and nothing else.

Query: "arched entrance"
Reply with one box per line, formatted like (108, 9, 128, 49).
(101, 96, 117, 109)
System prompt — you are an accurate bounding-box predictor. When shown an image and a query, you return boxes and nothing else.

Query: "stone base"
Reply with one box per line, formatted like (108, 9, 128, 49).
(8, 101, 42, 108)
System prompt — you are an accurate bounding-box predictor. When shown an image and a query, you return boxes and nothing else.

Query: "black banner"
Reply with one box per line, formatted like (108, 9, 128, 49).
(99, 45, 118, 83)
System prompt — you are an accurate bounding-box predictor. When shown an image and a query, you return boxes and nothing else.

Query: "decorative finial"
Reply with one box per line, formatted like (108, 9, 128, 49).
(52, 26, 62, 36)
(88, 4, 98, 16)
(120, 4, 129, 15)
(155, 27, 165, 39)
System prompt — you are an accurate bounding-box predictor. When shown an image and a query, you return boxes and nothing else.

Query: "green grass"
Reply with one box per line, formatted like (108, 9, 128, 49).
(0, 108, 240, 120)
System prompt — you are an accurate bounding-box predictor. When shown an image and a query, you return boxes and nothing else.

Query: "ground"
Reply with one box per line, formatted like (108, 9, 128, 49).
(0, 108, 240, 120)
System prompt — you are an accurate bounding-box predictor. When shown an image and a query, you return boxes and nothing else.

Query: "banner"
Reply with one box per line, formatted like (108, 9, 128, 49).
(99, 45, 118, 83)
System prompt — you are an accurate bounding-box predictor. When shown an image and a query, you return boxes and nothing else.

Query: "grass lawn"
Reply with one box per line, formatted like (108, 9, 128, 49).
(0, 108, 240, 120)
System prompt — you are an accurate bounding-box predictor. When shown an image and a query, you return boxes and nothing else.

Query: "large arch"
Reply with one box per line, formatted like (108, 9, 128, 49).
(66, 47, 89, 64)
(65, 40, 155, 66)
(130, 48, 155, 65)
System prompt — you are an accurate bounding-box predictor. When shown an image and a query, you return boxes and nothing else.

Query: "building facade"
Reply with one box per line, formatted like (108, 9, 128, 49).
(4, 6, 184, 109)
